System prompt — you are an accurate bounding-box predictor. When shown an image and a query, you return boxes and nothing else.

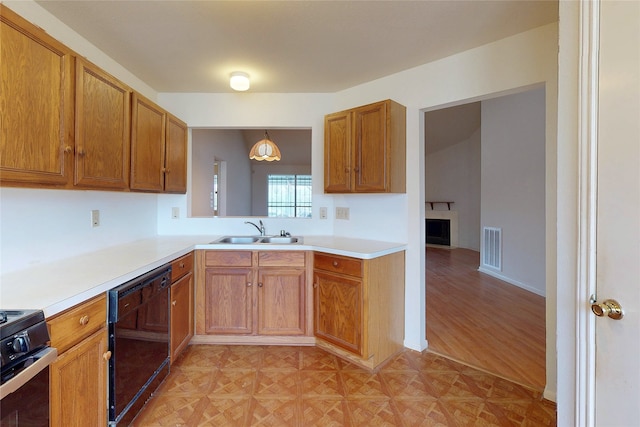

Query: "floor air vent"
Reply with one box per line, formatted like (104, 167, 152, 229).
(482, 227, 502, 271)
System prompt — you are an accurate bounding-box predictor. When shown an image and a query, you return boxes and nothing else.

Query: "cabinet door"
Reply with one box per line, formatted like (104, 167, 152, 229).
(203, 268, 254, 334)
(353, 101, 388, 192)
(50, 328, 108, 427)
(130, 93, 166, 191)
(164, 114, 187, 193)
(257, 268, 306, 335)
(0, 6, 74, 187)
(324, 110, 352, 193)
(170, 272, 193, 362)
(314, 271, 363, 355)
(74, 59, 131, 189)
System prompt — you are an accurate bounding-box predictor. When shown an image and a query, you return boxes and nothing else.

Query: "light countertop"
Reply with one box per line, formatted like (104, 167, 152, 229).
(1, 235, 406, 318)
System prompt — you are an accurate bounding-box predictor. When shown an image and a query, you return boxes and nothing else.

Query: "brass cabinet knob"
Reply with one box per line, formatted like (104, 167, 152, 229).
(591, 299, 623, 320)
(332, 261, 338, 267)
(179, 262, 185, 269)
(64, 146, 72, 154)
(247, 282, 252, 287)
(103, 351, 112, 361)
(258, 282, 263, 288)
(79, 315, 90, 326)
(172, 300, 177, 306)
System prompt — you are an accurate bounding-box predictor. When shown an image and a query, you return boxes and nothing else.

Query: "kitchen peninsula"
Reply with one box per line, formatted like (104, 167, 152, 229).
(0, 235, 406, 318)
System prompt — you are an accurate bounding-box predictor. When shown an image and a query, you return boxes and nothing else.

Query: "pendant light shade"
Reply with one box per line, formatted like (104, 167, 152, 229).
(249, 131, 281, 161)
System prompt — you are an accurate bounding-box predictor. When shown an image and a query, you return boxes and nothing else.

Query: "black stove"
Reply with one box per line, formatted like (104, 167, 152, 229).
(0, 309, 50, 384)
(0, 309, 54, 426)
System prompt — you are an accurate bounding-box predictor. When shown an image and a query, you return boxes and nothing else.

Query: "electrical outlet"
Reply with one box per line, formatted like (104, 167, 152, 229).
(335, 207, 350, 220)
(171, 207, 180, 219)
(319, 207, 328, 219)
(91, 210, 100, 227)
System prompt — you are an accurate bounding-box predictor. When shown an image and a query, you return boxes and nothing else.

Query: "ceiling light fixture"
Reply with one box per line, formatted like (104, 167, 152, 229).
(230, 71, 250, 91)
(249, 131, 281, 162)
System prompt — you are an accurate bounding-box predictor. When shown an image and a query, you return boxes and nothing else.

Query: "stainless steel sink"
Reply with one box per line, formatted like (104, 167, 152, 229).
(212, 236, 301, 244)
(259, 236, 300, 244)
(215, 236, 262, 244)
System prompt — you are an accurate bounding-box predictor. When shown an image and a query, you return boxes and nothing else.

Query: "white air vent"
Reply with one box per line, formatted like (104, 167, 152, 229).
(482, 227, 502, 271)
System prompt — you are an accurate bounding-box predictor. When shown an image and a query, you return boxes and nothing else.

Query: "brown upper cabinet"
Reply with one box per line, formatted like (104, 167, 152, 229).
(131, 93, 166, 192)
(75, 58, 131, 190)
(0, 5, 75, 187)
(164, 113, 188, 193)
(131, 94, 187, 193)
(0, 5, 187, 194)
(324, 99, 406, 193)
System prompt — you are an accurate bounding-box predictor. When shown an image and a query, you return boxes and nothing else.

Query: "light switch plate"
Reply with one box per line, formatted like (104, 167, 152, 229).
(171, 207, 180, 219)
(319, 207, 328, 219)
(336, 207, 350, 220)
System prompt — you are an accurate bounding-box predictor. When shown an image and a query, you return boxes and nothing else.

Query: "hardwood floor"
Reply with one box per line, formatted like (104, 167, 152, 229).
(426, 247, 546, 390)
(133, 344, 555, 426)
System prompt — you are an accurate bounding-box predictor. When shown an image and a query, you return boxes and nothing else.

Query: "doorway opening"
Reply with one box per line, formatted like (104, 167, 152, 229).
(424, 87, 547, 391)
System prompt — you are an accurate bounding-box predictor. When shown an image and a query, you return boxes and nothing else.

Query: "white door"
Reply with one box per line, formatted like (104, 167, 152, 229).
(594, 0, 640, 424)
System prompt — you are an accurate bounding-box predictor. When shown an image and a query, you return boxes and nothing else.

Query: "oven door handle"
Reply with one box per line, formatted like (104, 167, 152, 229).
(0, 347, 57, 400)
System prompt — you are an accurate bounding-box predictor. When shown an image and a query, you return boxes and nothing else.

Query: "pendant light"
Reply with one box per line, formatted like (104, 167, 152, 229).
(249, 131, 281, 161)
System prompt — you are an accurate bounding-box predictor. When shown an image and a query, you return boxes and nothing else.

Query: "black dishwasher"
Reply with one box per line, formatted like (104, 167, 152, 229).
(108, 265, 171, 426)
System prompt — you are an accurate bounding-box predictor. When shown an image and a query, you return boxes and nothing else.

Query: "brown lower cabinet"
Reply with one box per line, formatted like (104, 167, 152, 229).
(170, 252, 194, 362)
(196, 250, 309, 337)
(313, 251, 406, 370)
(47, 295, 108, 427)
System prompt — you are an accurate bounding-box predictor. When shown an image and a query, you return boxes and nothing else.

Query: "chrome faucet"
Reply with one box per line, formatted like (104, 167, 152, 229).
(245, 220, 266, 236)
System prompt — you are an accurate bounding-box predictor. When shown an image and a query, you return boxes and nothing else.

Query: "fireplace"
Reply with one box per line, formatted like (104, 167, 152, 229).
(425, 209, 458, 247)
(426, 219, 451, 245)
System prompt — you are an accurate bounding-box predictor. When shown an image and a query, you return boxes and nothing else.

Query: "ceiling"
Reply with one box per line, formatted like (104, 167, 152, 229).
(425, 102, 480, 154)
(35, 1, 558, 93)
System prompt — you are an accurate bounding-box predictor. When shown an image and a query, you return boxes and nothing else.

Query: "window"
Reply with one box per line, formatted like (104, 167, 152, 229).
(267, 174, 312, 218)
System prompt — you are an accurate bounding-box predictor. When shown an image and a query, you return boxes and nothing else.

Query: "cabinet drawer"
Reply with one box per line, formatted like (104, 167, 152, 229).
(258, 251, 305, 267)
(171, 252, 194, 281)
(47, 294, 107, 354)
(204, 250, 253, 267)
(313, 253, 363, 277)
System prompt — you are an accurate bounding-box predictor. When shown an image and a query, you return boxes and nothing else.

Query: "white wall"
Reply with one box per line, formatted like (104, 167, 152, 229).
(480, 88, 546, 296)
(425, 128, 481, 251)
(0, 188, 158, 274)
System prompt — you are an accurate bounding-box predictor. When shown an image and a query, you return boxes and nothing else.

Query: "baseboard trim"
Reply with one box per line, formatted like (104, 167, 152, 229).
(477, 267, 545, 297)
(190, 335, 316, 346)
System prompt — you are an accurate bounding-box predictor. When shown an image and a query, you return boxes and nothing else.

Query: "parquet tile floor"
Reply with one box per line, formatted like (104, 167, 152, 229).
(133, 344, 556, 426)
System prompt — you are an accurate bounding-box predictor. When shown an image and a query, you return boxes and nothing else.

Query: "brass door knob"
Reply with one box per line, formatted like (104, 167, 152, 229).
(591, 299, 623, 320)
